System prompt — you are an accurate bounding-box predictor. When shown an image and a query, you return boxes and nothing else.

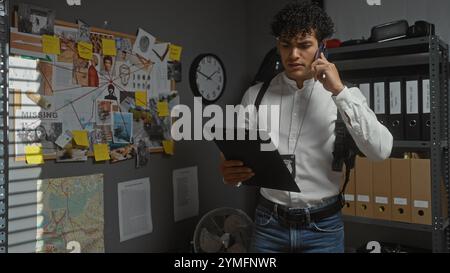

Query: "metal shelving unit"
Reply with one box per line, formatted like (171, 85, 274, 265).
(342, 215, 433, 232)
(0, 0, 9, 254)
(329, 35, 450, 253)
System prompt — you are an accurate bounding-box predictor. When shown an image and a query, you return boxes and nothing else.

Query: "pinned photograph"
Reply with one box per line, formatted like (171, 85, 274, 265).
(113, 112, 133, 144)
(101, 55, 116, 78)
(55, 130, 73, 148)
(168, 61, 182, 82)
(22, 122, 61, 146)
(119, 91, 136, 112)
(56, 144, 88, 162)
(88, 53, 101, 87)
(146, 97, 173, 148)
(18, 4, 55, 35)
(136, 140, 150, 168)
(77, 20, 91, 42)
(133, 28, 156, 60)
(96, 100, 117, 125)
(116, 37, 133, 62)
(72, 53, 89, 86)
(90, 32, 114, 54)
(130, 108, 152, 151)
(54, 26, 78, 63)
(94, 125, 113, 144)
(104, 84, 119, 101)
(110, 144, 135, 163)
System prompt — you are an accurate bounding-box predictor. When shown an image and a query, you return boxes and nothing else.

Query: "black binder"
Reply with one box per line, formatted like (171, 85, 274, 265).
(388, 80, 405, 140)
(405, 79, 421, 140)
(374, 81, 388, 127)
(421, 79, 431, 141)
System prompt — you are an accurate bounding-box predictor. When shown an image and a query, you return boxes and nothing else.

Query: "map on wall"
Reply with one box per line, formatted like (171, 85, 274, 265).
(36, 174, 104, 253)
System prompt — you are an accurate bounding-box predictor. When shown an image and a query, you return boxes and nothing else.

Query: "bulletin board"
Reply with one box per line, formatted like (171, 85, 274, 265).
(9, 16, 182, 166)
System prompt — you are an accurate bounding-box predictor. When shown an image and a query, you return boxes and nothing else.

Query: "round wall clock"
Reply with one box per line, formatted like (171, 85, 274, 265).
(189, 54, 226, 104)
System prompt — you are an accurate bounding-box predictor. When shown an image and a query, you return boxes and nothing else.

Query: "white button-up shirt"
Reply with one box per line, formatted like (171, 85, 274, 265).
(240, 72, 393, 208)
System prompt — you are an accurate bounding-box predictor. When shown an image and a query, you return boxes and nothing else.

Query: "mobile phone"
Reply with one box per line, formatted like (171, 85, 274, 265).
(315, 43, 328, 60)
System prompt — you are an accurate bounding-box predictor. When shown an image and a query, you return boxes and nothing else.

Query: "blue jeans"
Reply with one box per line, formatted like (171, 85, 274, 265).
(249, 201, 345, 253)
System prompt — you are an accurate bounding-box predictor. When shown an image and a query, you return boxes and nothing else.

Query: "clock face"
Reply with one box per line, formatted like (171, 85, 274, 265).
(190, 54, 226, 104)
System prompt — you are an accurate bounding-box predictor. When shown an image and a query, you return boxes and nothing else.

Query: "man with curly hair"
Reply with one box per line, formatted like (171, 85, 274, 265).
(219, 1, 393, 253)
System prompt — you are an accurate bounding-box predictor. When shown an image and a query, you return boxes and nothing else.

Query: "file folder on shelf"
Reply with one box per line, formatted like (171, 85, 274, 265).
(421, 79, 431, 141)
(411, 159, 432, 225)
(388, 81, 404, 140)
(355, 156, 373, 218)
(405, 79, 421, 140)
(374, 81, 388, 127)
(391, 158, 412, 223)
(372, 159, 392, 221)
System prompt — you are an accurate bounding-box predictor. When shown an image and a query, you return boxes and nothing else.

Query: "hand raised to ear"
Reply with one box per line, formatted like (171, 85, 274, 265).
(311, 53, 345, 96)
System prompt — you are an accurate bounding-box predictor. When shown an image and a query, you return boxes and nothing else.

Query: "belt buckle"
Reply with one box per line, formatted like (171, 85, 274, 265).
(286, 208, 311, 226)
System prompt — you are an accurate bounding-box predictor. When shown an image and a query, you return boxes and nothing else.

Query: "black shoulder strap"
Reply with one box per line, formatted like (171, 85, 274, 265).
(254, 80, 272, 130)
(255, 80, 271, 111)
(333, 112, 347, 172)
(334, 111, 359, 206)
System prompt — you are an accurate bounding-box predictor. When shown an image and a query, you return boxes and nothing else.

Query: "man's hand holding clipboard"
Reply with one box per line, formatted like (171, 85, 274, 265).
(216, 128, 300, 192)
(220, 153, 255, 187)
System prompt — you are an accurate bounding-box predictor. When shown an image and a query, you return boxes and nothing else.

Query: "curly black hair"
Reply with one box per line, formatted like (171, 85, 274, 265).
(271, 1, 335, 42)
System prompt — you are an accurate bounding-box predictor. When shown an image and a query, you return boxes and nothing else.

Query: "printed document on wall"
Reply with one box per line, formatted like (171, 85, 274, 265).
(173, 166, 199, 222)
(118, 178, 153, 242)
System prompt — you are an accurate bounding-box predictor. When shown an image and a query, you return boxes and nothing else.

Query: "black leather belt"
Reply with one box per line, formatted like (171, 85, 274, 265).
(258, 194, 344, 226)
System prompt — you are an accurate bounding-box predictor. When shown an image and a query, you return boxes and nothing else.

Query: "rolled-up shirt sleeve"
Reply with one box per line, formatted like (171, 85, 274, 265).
(332, 87, 393, 161)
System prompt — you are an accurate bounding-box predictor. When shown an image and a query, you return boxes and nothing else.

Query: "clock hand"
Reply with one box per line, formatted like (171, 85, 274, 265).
(208, 70, 219, 79)
(197, 70, 211, 80)
(209, 78, 221, 86)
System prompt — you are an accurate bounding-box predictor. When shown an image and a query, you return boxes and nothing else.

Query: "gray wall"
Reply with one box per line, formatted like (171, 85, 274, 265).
(247, 0, 294, 80)
(8, 0, 257, 253)
(325, 0, 450, 46)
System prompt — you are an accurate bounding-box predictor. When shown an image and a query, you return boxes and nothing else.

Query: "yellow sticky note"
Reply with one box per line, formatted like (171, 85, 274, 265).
(94, 144, 111, 162)
(169, 44, 182, 61)
(162, 140, 174, 155)
(102, 38, 117, 56)
(25, 145, 44, 165)
(157, 101, 170, 117)
(72, 130, 89, 147)
(135, 91, 147, 107)
(42, 35, 61, 55)
(77, 42, 93, 60)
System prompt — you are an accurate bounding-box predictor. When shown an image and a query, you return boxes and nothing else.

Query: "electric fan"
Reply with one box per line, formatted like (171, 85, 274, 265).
(193, 207, 253, 253)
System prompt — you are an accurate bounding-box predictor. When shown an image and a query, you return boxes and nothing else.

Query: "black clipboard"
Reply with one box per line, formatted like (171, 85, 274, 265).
(213, 128, 301, 193)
